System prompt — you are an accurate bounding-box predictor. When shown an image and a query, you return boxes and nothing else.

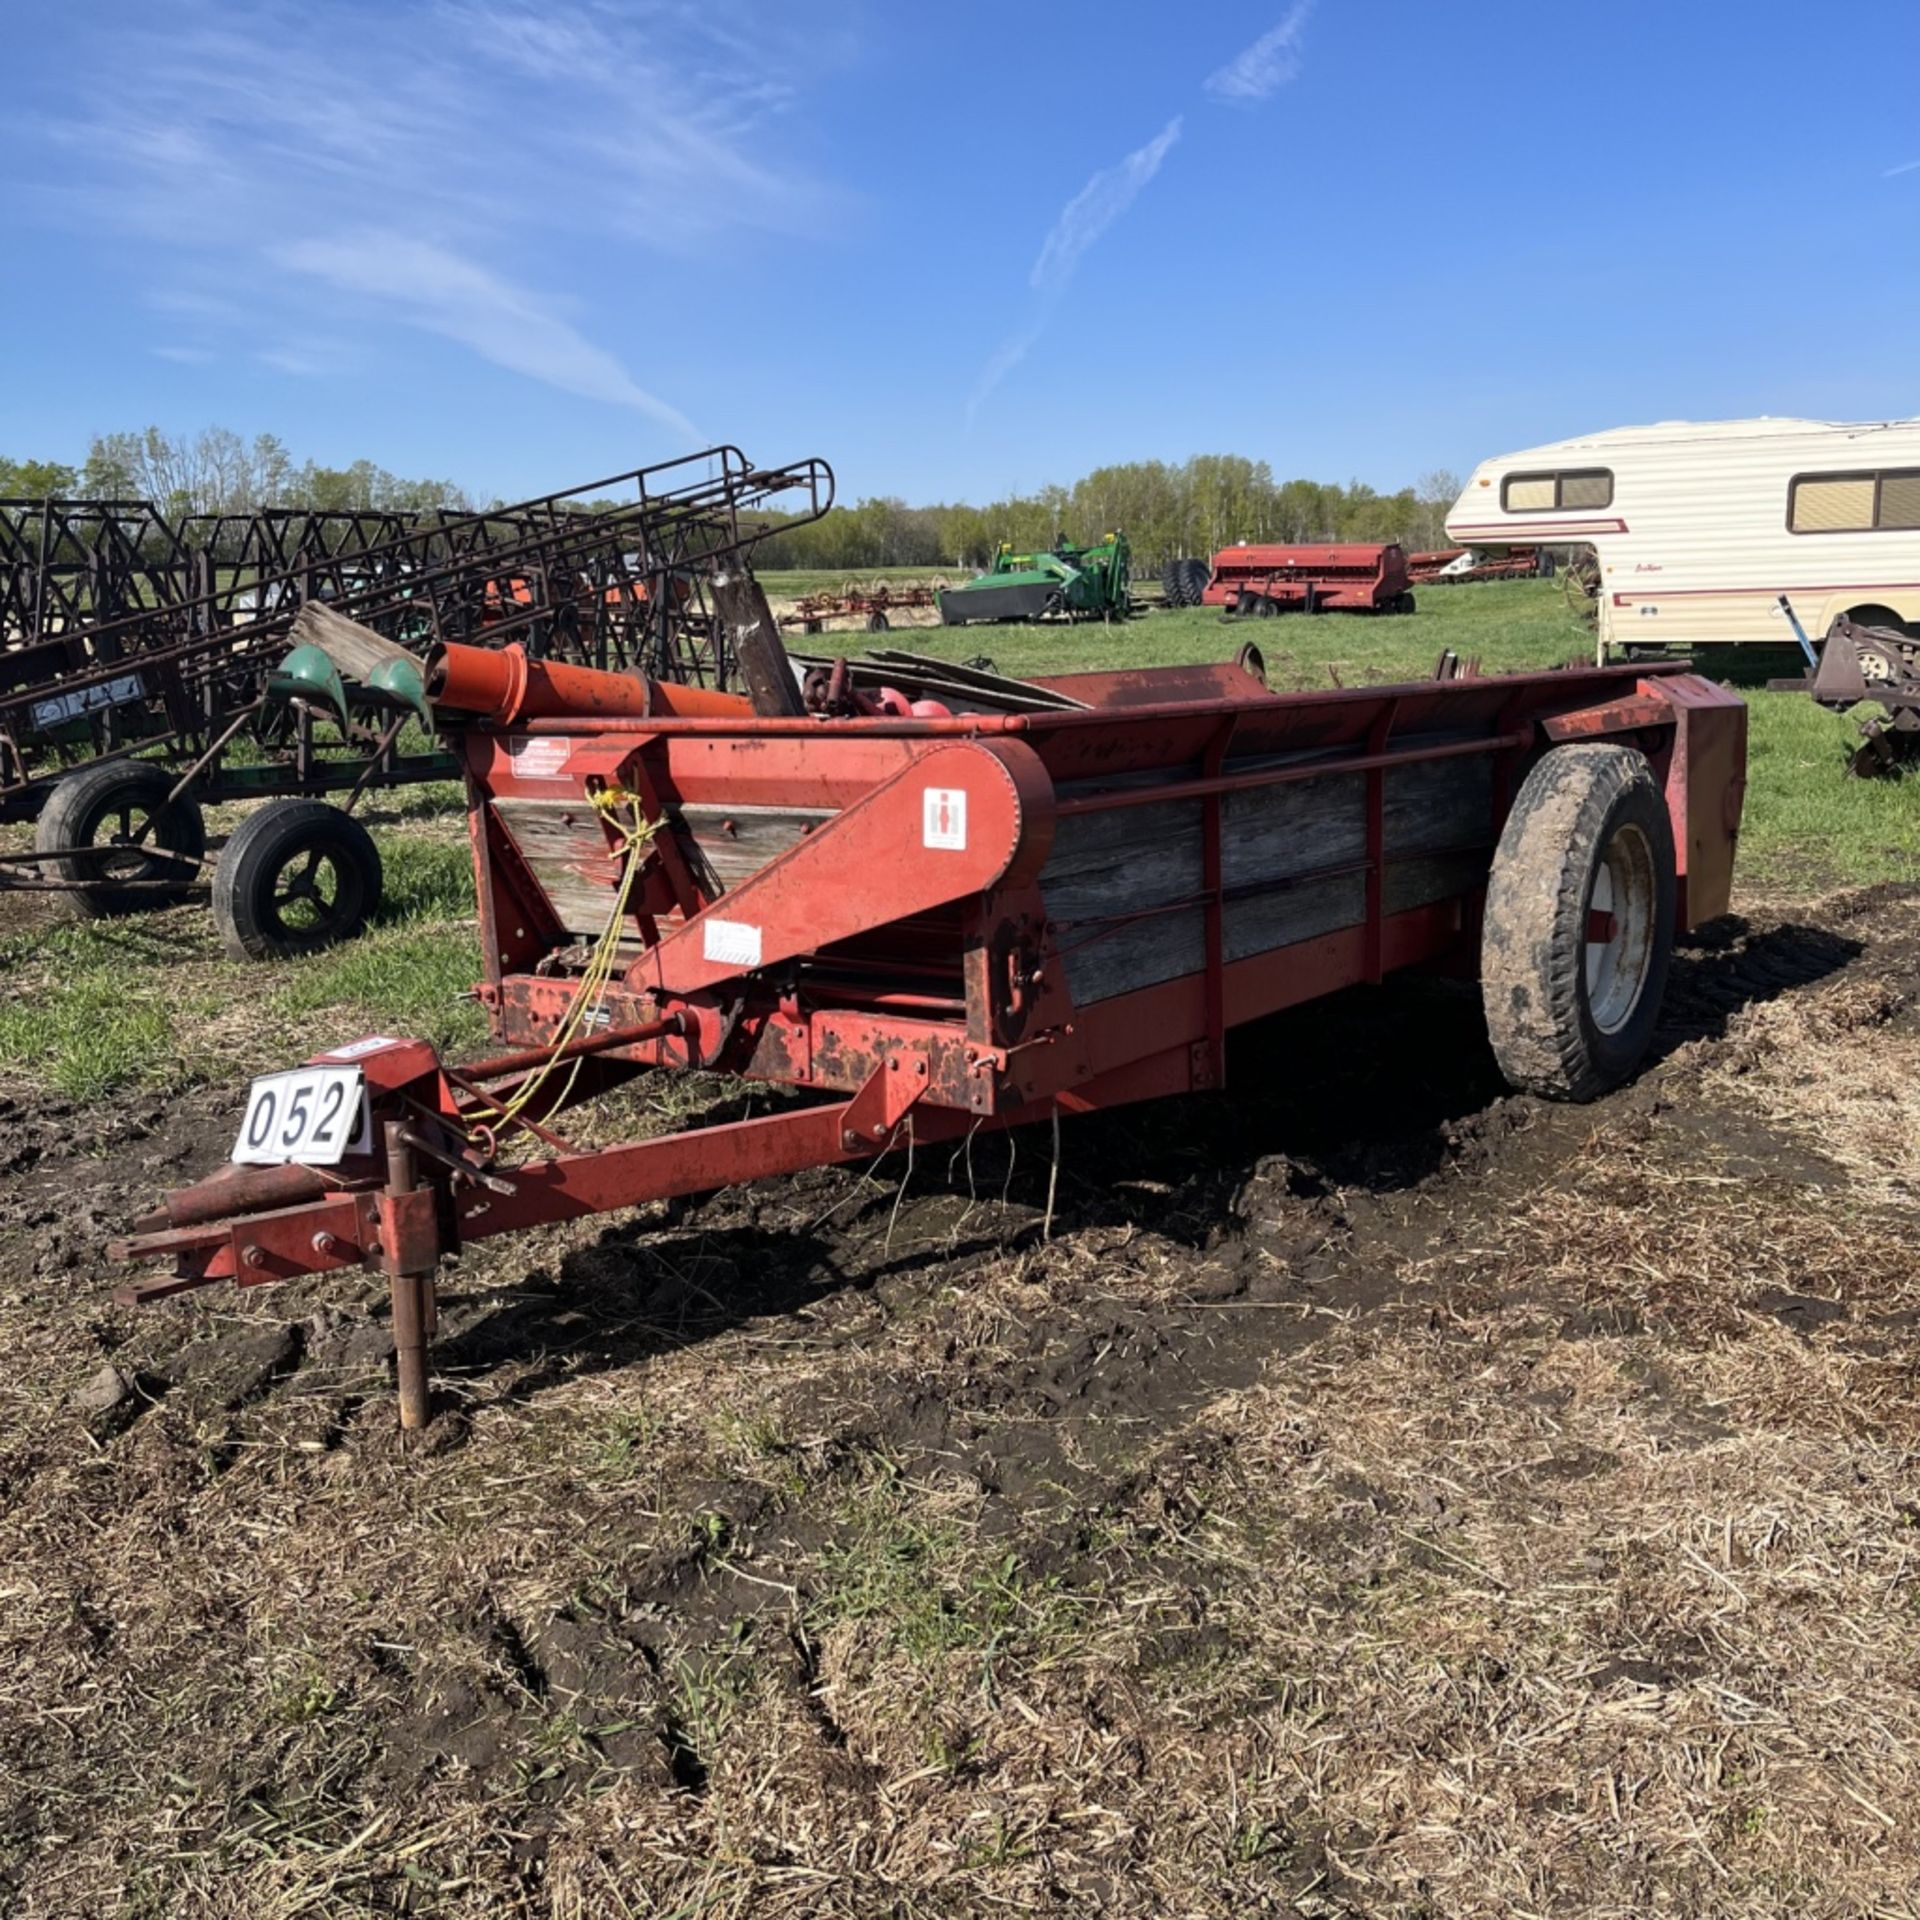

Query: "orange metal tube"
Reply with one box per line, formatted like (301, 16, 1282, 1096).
(427, 641, 751, 725)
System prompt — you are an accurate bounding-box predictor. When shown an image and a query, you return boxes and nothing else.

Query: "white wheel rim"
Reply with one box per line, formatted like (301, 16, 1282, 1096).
(1585, 822, 1656, 1035)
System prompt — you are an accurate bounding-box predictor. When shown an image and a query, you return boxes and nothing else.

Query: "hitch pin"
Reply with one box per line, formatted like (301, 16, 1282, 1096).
(397, 1127, 518, 1196)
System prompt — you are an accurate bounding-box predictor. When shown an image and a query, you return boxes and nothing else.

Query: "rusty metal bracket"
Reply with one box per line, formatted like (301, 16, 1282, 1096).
(839, 1050, 931, 1150)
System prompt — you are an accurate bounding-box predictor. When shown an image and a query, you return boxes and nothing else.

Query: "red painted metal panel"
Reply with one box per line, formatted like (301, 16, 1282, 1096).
(1643, 673, 1747, 928)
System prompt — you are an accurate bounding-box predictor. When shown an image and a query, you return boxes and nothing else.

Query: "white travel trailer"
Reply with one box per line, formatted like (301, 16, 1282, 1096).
(1446, 416, 1920, 657)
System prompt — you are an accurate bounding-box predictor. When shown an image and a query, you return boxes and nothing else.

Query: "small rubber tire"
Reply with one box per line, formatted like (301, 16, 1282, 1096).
(213, 800, 384, 961)
(1250, 594, 1276, 619)
(1482, 744, 1675, 1100)
(35, 760, 206, 917)
(866, 612, 891, 633)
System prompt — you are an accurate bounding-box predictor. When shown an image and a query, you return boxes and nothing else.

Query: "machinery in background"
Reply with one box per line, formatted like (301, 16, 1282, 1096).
(0, 449, 833, 945)
(1408, 547, 1548, 586)
(1770, 593, 1920, 776)
(1203, 542, 1415, 618)
(936, 532, 1131, 626)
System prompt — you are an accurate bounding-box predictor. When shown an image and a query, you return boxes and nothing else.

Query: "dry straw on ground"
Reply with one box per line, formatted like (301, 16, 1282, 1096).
(3, 888, 1919, 1916)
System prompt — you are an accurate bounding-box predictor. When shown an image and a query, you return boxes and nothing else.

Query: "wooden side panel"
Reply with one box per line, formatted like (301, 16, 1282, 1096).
(494, 798, 831, 938)
(1043, 753, 1493, 1006)
(670, 804, 834, 898)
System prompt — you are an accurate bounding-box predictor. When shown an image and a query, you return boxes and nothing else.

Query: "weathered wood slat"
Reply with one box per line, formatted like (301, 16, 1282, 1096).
(289, 602, 416, 679)
(672, 803, 832, 894)
(495, 796, 831, 936)
(1043, 755, 1494, 1006)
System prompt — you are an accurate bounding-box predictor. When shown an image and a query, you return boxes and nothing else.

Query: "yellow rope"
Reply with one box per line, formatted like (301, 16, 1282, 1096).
(467, 787, 658, 1139)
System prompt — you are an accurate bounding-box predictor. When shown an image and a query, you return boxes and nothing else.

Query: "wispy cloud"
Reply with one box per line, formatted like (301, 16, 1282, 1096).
(971, 117, 1183, 419)
(1205, 1, 1316, 103)
(151, 345, 214, 365)
(1031, 119, 1184, 297)
(13, 0, 850, 436)
(1886, 158, 1920, 178)
(275, 234, 697, 438)
(252, 339, 356, 380)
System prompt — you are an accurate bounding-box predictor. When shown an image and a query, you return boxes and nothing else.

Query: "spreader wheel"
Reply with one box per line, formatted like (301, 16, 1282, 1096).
(213, 800, 384, 961)
(1481, 744, 1675, 1100)
(35, 760, 206, 917)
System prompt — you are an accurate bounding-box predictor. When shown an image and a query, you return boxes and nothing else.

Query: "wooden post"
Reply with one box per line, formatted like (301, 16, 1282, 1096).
(711, 569, 806, 718)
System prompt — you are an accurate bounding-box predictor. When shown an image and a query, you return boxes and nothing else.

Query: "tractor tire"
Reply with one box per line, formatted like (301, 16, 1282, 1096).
(35, 760, 206, 917)
(1161, 560, 1185, 607)
(1481, 744, 1675, 1100)
(1185, 558, 1211, 605)
(213, 800, 384, 961)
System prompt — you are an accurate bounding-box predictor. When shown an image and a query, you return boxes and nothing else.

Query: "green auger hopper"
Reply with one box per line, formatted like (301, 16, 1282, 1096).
(937, 531, 1131, 626)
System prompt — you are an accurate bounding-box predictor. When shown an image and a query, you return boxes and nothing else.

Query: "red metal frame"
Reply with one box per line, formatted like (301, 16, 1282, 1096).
(111, 646, 1747, 1426)
(1202, 542, 1411, 612)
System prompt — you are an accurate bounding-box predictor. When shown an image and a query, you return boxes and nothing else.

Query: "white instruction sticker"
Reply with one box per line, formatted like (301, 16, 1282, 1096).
(702, 918, 764, 968)
(315, 1034, 405, 1062)
(504, 734, 569, 778)
(923, 787, 968, 850)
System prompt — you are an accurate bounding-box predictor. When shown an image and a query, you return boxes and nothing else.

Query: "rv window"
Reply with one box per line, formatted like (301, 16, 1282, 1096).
(1791, 477, 1876, 533)
(1789, 470, 1920, 533)
(1502, 475, 1557, 511)
(1881, 473, 1920, 529)
(1500, 469, 1613, 512)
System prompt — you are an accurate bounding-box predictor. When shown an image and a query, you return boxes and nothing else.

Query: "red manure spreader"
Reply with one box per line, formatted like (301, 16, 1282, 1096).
(113, 620, 1747, 1427)
(1204, 542, 1415, 617)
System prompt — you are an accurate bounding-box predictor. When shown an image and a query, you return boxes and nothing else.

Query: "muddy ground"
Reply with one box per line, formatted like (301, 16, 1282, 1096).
(3, 887, 1920, 1917)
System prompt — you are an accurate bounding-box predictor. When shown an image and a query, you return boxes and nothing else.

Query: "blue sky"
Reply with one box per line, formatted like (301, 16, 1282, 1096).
(2, 0, 1916, 506)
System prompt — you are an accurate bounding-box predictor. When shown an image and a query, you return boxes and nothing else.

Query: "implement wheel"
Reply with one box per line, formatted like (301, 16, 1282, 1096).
(35, 760, 206, 917)
(866, 612, 891, 633)
(1482, 744, 1675, 1100)
(213, 800, 384, 961)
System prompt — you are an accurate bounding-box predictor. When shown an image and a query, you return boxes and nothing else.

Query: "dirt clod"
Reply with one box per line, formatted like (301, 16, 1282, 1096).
(71, 1362, 128, 1415)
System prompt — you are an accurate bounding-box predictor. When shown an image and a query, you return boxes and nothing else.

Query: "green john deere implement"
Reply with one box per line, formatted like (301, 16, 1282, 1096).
(937, 531, 1131, 626)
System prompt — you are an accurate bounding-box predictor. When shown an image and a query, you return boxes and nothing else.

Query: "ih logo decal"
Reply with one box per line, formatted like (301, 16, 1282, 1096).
(923, 787, 967, 850)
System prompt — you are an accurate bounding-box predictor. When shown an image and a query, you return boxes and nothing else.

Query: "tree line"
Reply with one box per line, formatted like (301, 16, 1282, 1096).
(0, 427, 470, 519)
(750, 456, 1467, 572)
(3, 429, 1464, 568)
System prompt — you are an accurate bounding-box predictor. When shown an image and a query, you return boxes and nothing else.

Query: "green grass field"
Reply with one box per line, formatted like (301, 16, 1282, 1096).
(0, 579, 1910, 1102)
